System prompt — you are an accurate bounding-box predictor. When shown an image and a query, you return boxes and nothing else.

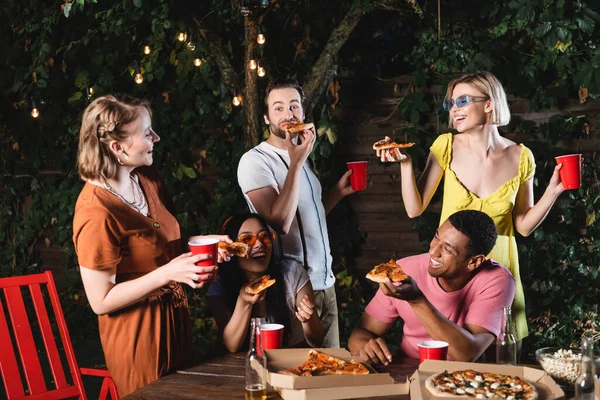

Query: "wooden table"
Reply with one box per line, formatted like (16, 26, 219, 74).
(124, 352, 420, 399)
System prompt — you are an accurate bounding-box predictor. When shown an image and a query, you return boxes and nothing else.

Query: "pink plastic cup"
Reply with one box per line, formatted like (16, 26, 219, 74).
(188, 238, 219, 282)
(555, 154, 583, 190)
(417, 340, 449, 363)
(347, 161, 368, 191)
(260, 323, 284, 350)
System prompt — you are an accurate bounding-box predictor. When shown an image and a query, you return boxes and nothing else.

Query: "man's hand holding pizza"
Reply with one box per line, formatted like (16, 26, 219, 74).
(285, 122, 315, 168)
(379, 276, 424, 303)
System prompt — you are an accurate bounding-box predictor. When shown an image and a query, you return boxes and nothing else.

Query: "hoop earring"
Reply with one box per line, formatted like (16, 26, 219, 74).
(117, 156, 124, 165)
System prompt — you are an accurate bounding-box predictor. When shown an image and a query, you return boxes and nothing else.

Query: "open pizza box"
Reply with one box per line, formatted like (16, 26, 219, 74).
(261, 348, 409, 399)
(409, 360, 565, 400)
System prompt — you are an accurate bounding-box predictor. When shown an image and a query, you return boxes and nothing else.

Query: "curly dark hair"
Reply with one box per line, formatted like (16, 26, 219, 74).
(448, 210, 498, 257)
(217, 213, 291, 347)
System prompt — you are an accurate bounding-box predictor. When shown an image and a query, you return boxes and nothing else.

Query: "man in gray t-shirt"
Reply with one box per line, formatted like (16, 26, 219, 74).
(237, 80, 355, 348)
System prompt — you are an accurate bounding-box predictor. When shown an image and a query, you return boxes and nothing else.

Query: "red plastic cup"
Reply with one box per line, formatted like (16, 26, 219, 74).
(555, 154, 583, 190)
(347, 161, 368, 191)
(260, 323, 284, 350)
(417, 340, 449, 363)
(188, 238, 218, 282)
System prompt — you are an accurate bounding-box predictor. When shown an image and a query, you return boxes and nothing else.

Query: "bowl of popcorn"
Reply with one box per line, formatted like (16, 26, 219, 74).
(535, 347, 589, 387)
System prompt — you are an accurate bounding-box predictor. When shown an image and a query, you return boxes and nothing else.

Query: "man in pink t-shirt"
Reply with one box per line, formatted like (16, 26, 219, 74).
(348, 210, 516, 363)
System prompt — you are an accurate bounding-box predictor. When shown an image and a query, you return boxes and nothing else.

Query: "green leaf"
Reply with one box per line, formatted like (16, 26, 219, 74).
(36, 79, 47, 88)
(181, 165, 197, 179)
(133, 0, 142, 8)
(74, 71, 89, 88)
(67, 91, 83, 104)
(534, 22, 552, 37)
(576, 17, 595, 34)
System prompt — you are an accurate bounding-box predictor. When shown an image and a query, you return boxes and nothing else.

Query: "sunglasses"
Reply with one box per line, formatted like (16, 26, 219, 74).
(237, 231, 276, 247)
(442, 95, 489, 111)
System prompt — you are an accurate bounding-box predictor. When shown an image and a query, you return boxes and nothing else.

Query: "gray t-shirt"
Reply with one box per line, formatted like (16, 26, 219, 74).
(208, 259, 311, 346)
(237, 141, 334, 290)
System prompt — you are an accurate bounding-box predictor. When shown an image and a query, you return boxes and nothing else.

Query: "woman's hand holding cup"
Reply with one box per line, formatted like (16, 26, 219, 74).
(162, 252, 218, 289)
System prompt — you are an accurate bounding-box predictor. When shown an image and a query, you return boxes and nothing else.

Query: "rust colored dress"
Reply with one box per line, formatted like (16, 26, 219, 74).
(72, 167, 192, 397)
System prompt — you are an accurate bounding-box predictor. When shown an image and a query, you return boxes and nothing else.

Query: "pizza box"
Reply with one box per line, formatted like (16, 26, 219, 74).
(261, 348, 398, 390)
(409, 360, 565, 400)
(274, 378, 409, 400)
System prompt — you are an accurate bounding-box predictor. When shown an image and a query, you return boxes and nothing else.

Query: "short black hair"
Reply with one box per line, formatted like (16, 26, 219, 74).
(447, 210, 498, 257)
(263, 79, 305, 115)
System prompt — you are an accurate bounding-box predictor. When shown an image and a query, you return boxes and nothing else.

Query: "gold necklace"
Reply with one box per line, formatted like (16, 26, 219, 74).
(104, 175, 148, 216)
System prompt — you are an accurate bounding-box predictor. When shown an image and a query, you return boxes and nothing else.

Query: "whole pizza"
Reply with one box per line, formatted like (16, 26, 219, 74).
(425, 369, 538, 400)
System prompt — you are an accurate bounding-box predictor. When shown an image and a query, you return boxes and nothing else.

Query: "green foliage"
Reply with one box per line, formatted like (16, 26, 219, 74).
(1, 0, 599, 366)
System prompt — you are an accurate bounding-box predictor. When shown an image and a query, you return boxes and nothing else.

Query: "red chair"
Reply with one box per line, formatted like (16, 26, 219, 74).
(0, 271, 119, 399)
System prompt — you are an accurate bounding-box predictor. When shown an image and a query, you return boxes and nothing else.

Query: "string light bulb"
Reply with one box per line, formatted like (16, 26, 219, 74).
(249, 59, 257, 70)
(88, 87, 94, 95)
(257, 33, 266, 45)
(194, 58, 202, 67)
(186, 41, 196, 51)
(143, 45, 151, 55)
(177, 32, 187, 42)
(257, 66, 266, 77)
(30, 98, 39, 118)
(133, 61, 143, 84)
(232, 94, 242, 106)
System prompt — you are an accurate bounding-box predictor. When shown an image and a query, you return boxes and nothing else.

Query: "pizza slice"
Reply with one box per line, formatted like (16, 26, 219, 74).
(282, 350, 370, 377)
(366, 259, 408, 283)
(218, 241, 249, 258)
(372, 136, 415, 150)
(244, 275, 276, 295)
(282, 121, 315, 134)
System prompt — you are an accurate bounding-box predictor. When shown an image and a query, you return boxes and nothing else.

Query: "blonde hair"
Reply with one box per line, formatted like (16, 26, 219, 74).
(445, 71, 510, 128)
(76, 95, 151, 181)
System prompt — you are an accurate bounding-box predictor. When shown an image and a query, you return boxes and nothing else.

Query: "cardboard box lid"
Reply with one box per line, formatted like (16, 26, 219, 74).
(263, 348, 394, 390)
(275, 377, 409, 400)
(409, 360, 565, 400)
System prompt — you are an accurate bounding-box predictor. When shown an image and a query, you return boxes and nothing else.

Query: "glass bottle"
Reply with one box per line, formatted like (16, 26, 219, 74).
(245, 317, 267, 400)
(574, 336, 597, 400)
(496, 305, 517, 365)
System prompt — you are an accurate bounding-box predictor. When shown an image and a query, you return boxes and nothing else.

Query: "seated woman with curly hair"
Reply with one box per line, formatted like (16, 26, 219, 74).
(208, 213, 324, 352)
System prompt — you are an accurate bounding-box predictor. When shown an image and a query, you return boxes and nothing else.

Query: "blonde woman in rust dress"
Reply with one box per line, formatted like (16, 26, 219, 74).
(376, 72, 565, 345)
(72, 95, 231, 396)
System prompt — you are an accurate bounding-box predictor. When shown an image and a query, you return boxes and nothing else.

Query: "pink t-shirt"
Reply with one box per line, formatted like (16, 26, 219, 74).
(365, 253, 516, 360)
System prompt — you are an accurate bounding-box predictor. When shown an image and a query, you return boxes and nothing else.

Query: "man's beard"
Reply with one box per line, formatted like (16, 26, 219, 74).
(270, 124, 287, 139)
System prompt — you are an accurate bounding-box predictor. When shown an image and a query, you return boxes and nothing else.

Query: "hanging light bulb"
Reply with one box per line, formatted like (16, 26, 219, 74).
(30, 98, 39, 118)
(232, 94, 242, 106)
(143, 45, 151, 55)
(177, 32, 187, 42)
(186, 41, 196, 51)
(88, 86, 94, 95)
(249, 59, 257, 70)
(134, 73, 144, 84)
(257, 33, 266, 45)
(257, 66, 266, 77)
(194, 58, 202, 67)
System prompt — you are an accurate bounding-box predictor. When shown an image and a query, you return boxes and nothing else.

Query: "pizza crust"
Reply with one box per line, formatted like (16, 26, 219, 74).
(245, 275, 276, 295)
(284, 122, 314, 134)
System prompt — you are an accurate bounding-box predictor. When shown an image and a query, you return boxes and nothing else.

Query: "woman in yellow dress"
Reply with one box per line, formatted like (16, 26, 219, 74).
(376, 71, 565, 342)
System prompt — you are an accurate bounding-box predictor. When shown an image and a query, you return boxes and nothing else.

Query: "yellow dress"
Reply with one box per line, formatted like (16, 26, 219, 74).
(430, 133, 535, 340)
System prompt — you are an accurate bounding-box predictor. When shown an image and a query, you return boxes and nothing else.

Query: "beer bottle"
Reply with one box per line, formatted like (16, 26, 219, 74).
(245, 317, 267, 400)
